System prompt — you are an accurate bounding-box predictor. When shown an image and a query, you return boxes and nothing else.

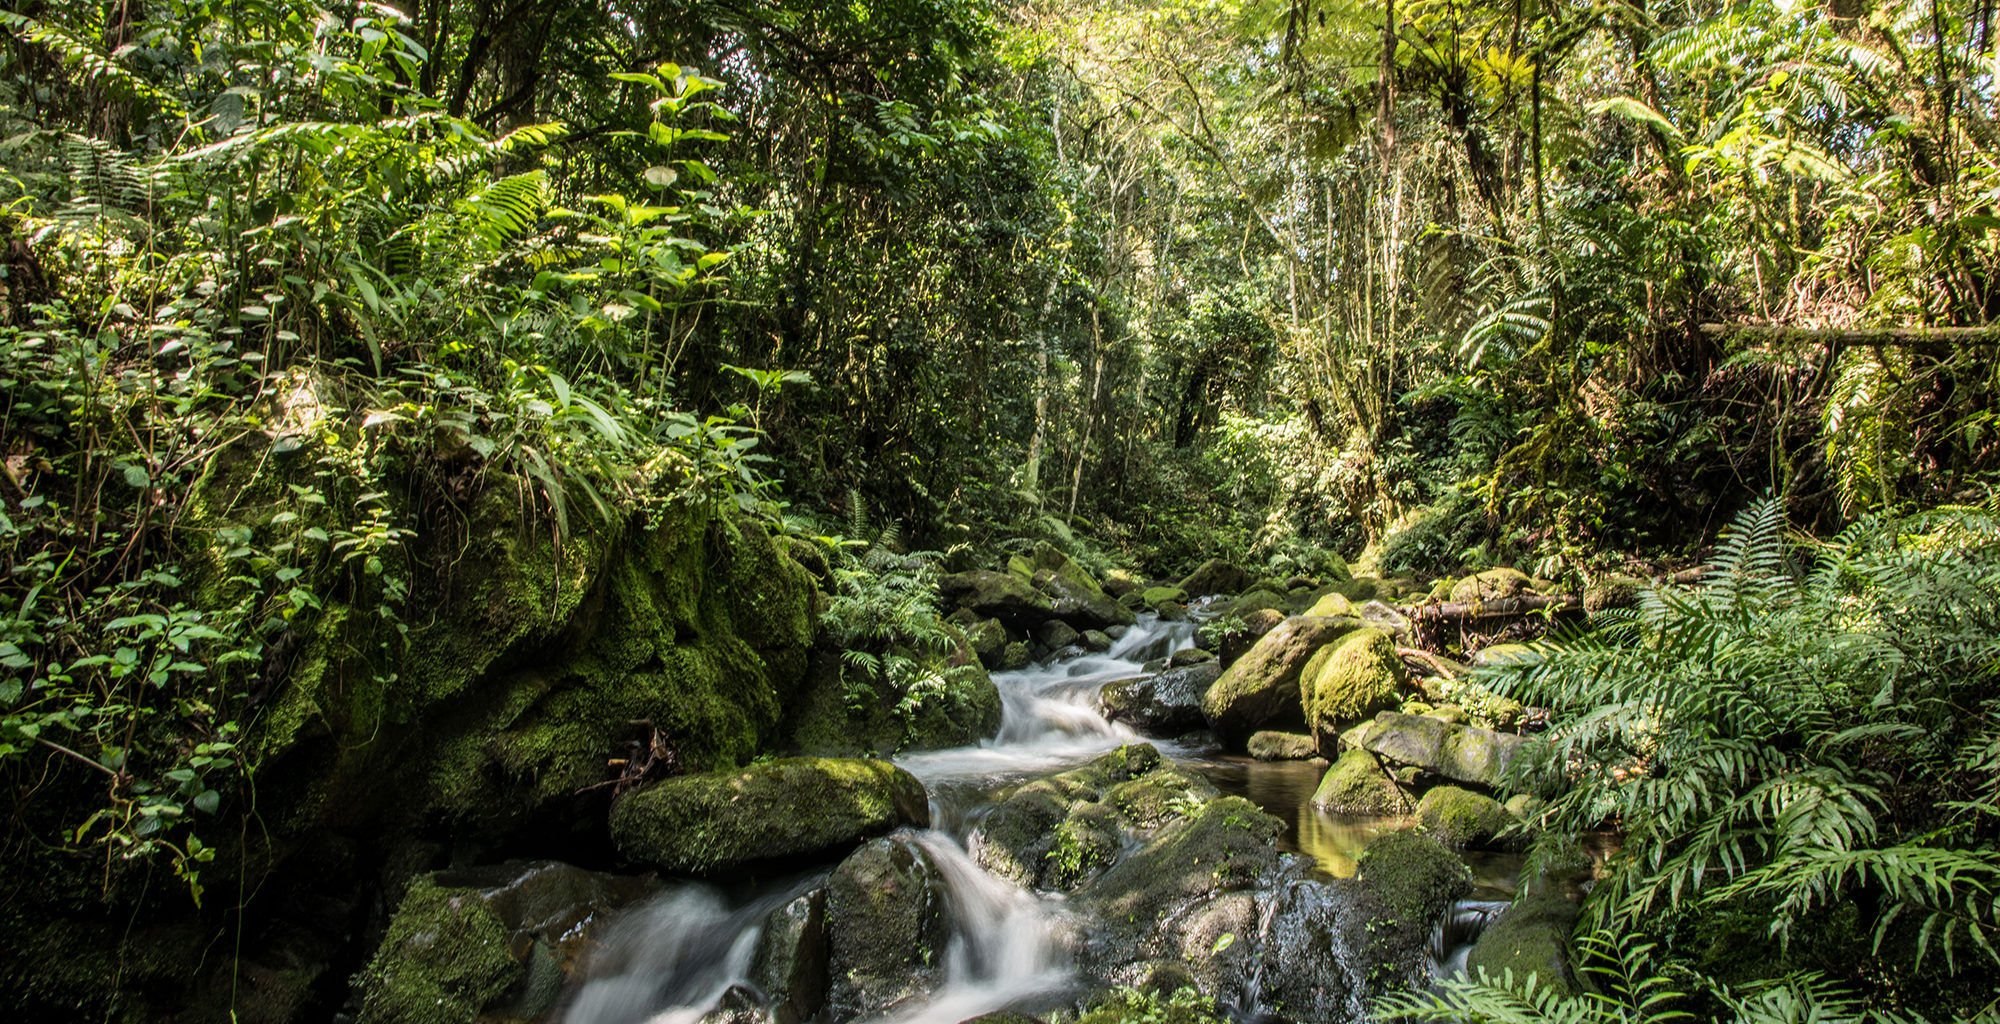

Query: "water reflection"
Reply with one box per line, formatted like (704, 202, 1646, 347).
(1195, 755, 1525, 893)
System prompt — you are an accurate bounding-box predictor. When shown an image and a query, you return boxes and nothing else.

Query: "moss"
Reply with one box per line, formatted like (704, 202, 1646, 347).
(358, 878, 522, 1024)
(1246, 731, 1319, 761)
(1298, 628, 1407, 739)
(1043, 802, 1123, 889)
(1079, 796, 1283, 925)
(1312, 749, 1411, 815)
(1465, 891, 1580, 996)
(1142, 585, 1189, 608)
(1304, 591, 1356, 618)
(1333, 577, 1379, 602)
(1450, 568, 1534, 604)
(608, 757, 929, 875)
(1415, 785, 1515, 847)
(1583, 575, 1643, 613)
(1221, 589, 1287, 619)
(1201, 616, 1362, 746)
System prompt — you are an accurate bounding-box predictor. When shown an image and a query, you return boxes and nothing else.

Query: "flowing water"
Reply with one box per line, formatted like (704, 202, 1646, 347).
(555, 614, 1510, 1024)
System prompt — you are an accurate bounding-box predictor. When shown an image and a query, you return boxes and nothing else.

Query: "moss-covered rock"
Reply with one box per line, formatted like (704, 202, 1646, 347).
(972, 745, 1215, 892)
(1028, 543, 1136, 629)
(1142, 585, 1189, 609)
(825, 835, 951, 1019)
(1101, 569, 1144, 598)
(1333, 577, 1379, 602)
(900, 663, 1005, 752)
(999, 641, 1031, 670)
(962, 616, 1009, 667)
(1312, 749, 1412, 815)
(1465, 891, 1580, 996)
(1304, 592, 1356, 618)
(357, 878, 523, 1024)
(1038, 619, 1082, 649)
(1176, 559, 1252, 597)
(1299, 628, 1407, 751)
(1076, 796, 1283, 937)
(609, 758, 929, 875)
(1415, 785, 1515, 848)
(937, 570, 1057, 629)
(1221, 589, 1288, 619)
(1350, 711, 1453, 766)
(1450, 567, 1535, 604)
(1352, 830, 1473, 982)
(1201, 616, 1363, 746)
(1437, 725, 1527, 789)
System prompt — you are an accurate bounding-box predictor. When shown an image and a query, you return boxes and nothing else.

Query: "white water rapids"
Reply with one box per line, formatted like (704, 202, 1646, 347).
(558, 615, 1197, 1024)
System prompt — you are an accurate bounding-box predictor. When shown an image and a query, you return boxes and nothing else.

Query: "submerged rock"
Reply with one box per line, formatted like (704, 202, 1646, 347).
(824, 835, 952, 1019)
(1201, 616, 1363, 746)
(609, 758, 929, 875)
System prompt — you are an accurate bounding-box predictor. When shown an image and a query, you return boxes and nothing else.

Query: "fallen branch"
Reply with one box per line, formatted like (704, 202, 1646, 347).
(1699, 323, 2000, 347)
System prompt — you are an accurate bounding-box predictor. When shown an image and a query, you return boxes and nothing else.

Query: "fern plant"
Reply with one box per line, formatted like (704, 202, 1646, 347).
(1486, 499, 2000, 992)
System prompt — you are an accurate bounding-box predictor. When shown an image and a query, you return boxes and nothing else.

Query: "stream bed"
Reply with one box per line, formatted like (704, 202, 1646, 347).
(553, 614, 1512, 1024)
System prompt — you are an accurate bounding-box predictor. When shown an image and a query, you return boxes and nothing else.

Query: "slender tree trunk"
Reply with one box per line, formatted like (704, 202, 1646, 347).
(1069, 304, 1107, 518)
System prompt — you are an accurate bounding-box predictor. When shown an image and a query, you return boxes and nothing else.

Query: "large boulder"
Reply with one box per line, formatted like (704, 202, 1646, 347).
(1465, 891, 1581, 997)
(1201, 616, 1362, 746)
(1415, 785, 1516, 848)
(961, 616, 1008, 668)
(899, 662, 1005, 753)
(1221, 589, 1288, 619)
(1099, 662, 1222, 735)
(1351, 831, 1473, 985)
(972, 744, 1217, 892)
(1299, 628, 1407, 751)
(1450, 567, 1535, 604)
(1176, 559, 1252, 598)
(937, 570, 1056, 629)
(1312, 749, 1412, 815)
(1438, 725, 1528, 789)
(609, 758, 929, 875)
(824, 835, 952, 1019)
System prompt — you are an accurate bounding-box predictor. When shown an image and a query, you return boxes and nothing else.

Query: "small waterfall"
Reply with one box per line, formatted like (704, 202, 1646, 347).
(897, 615, 1196, 804)
(559, 882, 804, 1024)
(1426, 898, 1510, 982)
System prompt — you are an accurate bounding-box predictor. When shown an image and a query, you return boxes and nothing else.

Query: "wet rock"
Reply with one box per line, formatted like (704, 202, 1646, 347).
(1256, 882, 1361, 1024)
(972, 789, 1070, 888)
(825, 835, 952, 1019)
(1246, 731, 1320, 762)
(1169, 648, 1214, 667)
(902, 663, 1005, 753)
(1200, 616, 1363, 747)
(1156, 599, 1189, 622)
(1074, 797, 1283, 996)
(698, 984, 766, 1024)
(1038, 619, 1081, 650)
(610, 758, 929, 875)
(1312, 749, 1412, 816)
(1102, 763, 1220, 829)
(750, 889, 828, 1024)
(1043, 802, 1124, 889)
(938, 570, 1056, 630)
(1299, 628, 1407, 752)
(1415, 785, 1515, 848)
(1351, 711, 1453, 766)
(1142, 585, 1189, 609)
(1450, 567, 1535, 604)
(1100, 663, 1221, 734)
(1215, 607, 1287, 664)
(1465, 890, 1581, 996)
(1081, 629, 1113, 651)
(1125, 629, 1180, 664)
(1177, 559, 1252, 598)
